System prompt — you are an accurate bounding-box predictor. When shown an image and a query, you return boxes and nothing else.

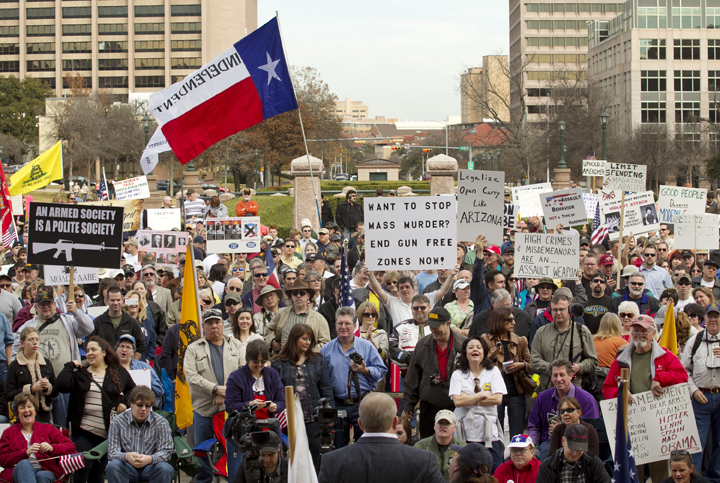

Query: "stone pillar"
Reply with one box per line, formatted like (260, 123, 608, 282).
(426, 154, 458, 196)
(143, 173, 164, 209)
(290, 154, 323, 232)
(552, 168, 572, 190)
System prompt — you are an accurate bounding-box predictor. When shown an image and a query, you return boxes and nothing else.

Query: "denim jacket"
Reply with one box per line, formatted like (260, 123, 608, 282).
(271, 356, 335, 411)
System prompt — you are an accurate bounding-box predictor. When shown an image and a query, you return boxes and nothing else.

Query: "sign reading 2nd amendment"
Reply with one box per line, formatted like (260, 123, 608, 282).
(28, 202, 124, 269)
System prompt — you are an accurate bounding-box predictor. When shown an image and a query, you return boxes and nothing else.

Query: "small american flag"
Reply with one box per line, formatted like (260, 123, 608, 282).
(277, 408, 287, 431)
(98, 168, 109, 201)
(591, 204, 608, 245)
(338, 244, 359, 335)
(59, 453, 86, 475)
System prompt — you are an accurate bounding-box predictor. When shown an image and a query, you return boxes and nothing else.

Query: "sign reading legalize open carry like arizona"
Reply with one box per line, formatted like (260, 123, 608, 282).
(457, 169, 504, 244)
(601, 383, 701, 465)
(28, 202, 124, 269)
(205, 216, 261, 253)
(513, 232, 579, 279)
(657, 185, 707, 223)
(113, 176, 151, 200)
(540, 188, 588, 226)
(673, 214, 719, 250)
(511, 182, 552, 218)
(364, 196, 456, 271)
(600, 190, 659, 239)
(603, 162, 647, 193)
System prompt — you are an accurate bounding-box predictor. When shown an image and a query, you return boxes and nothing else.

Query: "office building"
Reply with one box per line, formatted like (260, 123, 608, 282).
(460, 56, 511, 123)
(335, 98, 369, 119)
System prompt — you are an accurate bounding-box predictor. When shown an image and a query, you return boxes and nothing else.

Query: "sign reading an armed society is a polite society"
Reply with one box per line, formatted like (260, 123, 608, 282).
(364, 196, 456, 271)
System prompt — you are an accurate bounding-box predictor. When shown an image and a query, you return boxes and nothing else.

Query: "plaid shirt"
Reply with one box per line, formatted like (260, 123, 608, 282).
(444, 300, 474, 328)
(559, 452, 586, 483)
(108, 409, 174, 464)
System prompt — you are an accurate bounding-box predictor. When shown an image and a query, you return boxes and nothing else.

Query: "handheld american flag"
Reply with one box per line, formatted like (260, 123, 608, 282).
(0, 164, 18, 248)
(338, 243, 358, 336)
(613, 387, 640, 483)
(591, 203, 608, 245)
(98, 168, 109, 201)
(59, 453, 87, 476)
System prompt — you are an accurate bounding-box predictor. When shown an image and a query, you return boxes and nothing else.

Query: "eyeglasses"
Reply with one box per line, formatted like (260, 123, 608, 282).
(387, 281, 398, 286)
(619, 313, 635, 318)
(250, 359, 267, 365)
(412, 306, 428, 311)
(143, 272, 155, 277)
(362, 313, 378, 318)
(302, 229, 311, 232)
(291, 291, 307, 297)
(644, 253, 657, 257)
(227, 286, 242, 292)
(658, 248, 668, 252)
(559, 407, 578, 415)
(253, 273, 269, 278)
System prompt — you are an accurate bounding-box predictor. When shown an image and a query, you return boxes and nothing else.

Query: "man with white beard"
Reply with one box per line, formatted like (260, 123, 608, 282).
(601, 315, 688, 483)
(610, 272, 659, 316)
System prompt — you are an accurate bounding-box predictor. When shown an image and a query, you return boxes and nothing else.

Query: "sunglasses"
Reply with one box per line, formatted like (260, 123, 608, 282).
(291, 291, 307, 297)
(0, 283, 11, 289)
(559, 408, 578, 415)
(233, 268, 244, 272)
(677, 280, 691, 286)
(412, 306, 428, 311)
(507, 278, 517, 283)
(619, 313, 635, 318)
(143, 272, 155, 277)
(227, 286, 242, 292)
(644, 253, 657, 257)
(658, 248, 668, 251)
(629, 281, 644, 286)
(224, 300, 239, 306)
(505, 317, 515, 322)
(362, 313, 378, 318)
(671, 450, 690, 456)
(592, 278, 606, 284)
(285, 244, 295, 249)
(201, 299, 213, 305)
(253, 273, 269, 278)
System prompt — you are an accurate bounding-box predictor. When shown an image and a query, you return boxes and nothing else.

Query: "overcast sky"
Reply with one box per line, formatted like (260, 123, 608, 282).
(257, 1, 509, 122)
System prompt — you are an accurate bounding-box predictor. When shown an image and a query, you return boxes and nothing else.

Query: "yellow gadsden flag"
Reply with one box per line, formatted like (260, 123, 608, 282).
(176, 242, 202, 429)
(8, 141, 63, 196)
(659, 299, 678, 356)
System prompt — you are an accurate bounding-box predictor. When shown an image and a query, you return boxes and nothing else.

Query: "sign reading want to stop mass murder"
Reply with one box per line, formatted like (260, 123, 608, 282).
(28, 202, 124, 269)
(364, 196, 456, 271)
(514, 232, 579, 280)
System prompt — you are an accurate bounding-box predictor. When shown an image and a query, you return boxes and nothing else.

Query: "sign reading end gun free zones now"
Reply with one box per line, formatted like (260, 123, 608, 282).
(28, 202, 125, 269)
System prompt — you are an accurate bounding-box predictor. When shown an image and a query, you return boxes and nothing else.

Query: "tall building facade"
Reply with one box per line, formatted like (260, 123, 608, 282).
(509, 0, 622, 121)
(588, 0, 720, 144)
(334, 98, 369, 119)
(460, 56, 511, 123)
(0, 0, 257, 96)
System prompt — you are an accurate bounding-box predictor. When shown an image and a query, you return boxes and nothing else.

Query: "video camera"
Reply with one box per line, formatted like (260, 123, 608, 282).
(313, 397, 346, 455)
(226, 404, 281, 483)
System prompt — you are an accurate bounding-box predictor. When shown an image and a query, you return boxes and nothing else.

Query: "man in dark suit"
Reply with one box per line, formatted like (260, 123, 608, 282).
(318, 393, 446, 483)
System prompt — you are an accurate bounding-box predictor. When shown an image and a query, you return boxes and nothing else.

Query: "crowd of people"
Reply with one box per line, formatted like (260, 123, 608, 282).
(0, 186, 718, 483)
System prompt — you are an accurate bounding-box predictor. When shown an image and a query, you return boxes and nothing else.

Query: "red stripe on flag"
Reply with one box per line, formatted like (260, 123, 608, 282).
(161, 77, 264, 164)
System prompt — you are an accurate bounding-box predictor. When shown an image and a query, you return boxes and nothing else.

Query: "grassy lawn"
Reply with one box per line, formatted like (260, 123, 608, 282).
(223, 196, 295, 238)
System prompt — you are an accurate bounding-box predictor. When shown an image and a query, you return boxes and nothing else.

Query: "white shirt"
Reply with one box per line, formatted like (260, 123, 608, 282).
(203, 253, 220, 274)
(386, 291, 440, 327)
(123, 252, 138, 266)
(701, 278, 715, 289)
(676, 296, 695, 310)
(449, 367, 507, 443)
(682, 330, 720, 393)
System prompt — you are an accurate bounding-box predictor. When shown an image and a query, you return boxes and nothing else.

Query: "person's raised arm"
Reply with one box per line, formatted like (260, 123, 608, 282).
(470, 234, 487, 313)
(367, 264, 389, 305)
(433, 265, 460, 300)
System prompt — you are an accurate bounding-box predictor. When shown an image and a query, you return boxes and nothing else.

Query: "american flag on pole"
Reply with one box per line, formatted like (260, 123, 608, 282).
(591, 203, 608, 245)
(338, 244, 359, 335)
(98, 168, 109, 201)
(277, 408, 287, 431)
(59, 453, 87, 475)
(0, 164, 18, 248)
(612, 387, 640, 483)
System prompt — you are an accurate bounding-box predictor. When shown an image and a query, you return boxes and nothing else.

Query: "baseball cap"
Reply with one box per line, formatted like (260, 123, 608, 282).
(681, 249, 694, 259)
(243, 188, 252, 195)
(194, 260, 204, 269)
(35, 288, 54, 304)
(508, 434, 534, 448)
(324, 244, 340, 260)
(141, 253, 156, 265)
(122, 264, 135, 275)
(202, 308, 223, 323)
(193, 235, 205, 244)
(306, 253, 324, 262)
(318, 228, 329, 235)
(116, 334, 136, 348)
(631, 314, 656, 331)
(599, 255, 614, 266)
(300, 218, 312, 228)
(579, 236, 591, 246)
(124, 238, 138, 246)
(453, 279, 470, 291)
(434, 409, 457, 425)
(676, 272, 692, 284)
(484, 245, 500, 255)
(24, 264, 40, 271)
(224, 291, 242, 304)
(706, 302, 720, 315)
(12, 240, 23, 248)
(621, 265, 639, 278)
(703, 257, 720, 269)
(427, 306, 451, 328)
(502, 245, 515, 255)
(449, 443, 493, 471)
(258, 431, 281, 453)
(329, 234, 342, 242)
(565, 423, 589, 452)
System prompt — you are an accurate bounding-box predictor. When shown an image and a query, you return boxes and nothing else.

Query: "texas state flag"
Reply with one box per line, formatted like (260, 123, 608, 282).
(148, 17, 298, 164)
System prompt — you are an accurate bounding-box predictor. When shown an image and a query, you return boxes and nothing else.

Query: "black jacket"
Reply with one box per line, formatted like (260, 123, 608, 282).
(321, 200, 334, 227)
(147, 300, 168, 347)
(55, 361, 135, 434)
(692, 276, 720, 300)
(352, 287, 391, 333)
(335, 201, 363, 231)
(318, 297, 339, 339)
(91, 311, 146, 356)
(610, 291, 660, 317)
(5, 355, 58, 413)
(318, 436, 446, 483)
(403, 331, 465, 411)
(536, 448, 611, 483)
(469, 306, 532, 339)
(159, 323, 180, 380)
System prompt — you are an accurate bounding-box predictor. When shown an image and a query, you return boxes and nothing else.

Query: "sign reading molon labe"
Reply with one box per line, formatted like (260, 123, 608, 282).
(28, 202, 124, 268)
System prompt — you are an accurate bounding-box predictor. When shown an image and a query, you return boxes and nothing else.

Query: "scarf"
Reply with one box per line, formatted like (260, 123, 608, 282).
(17, 352, 53, 412)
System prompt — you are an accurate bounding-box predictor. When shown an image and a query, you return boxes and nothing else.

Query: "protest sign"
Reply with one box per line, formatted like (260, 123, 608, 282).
(457, 170, 504, 244)
(128, 369, 152, 389)
(43, 265, 99, 286)
(598, 189, 620, 203)
(511, 182, 552, 218)
(10, 195, 22, 216)
(657, 185, 707, 223)
(514, 232, 579, 279)
(0, 264, 11, 276)
(147, 209, 182, 231)
(601, 383, 701, 465)
(583, 193, 598, 219)
(673, 214, 718, 250)
(86, 199, 142, 232)
(504, 204, 519, 230)
(603, 163, 647, 192)
(137, 230, 189, 265)
(582, 159, 606, 176)
(600, 191, 659, 239)
(540, 188, 588, 227)
(113, 176, 150, 200)
(28, 202, 124, 268)
(364, 196, 456, 270)
(206, 216, 261, 253)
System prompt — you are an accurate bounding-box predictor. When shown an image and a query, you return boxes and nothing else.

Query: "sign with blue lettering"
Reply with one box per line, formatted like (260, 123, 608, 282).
(206, 216, 260, 253)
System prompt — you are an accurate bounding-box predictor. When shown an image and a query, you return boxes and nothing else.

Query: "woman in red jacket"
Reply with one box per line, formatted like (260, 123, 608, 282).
(0, 393, 77, 483)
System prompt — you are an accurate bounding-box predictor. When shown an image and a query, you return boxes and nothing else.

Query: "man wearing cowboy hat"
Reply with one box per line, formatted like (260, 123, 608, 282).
(265, 279, 330, 352)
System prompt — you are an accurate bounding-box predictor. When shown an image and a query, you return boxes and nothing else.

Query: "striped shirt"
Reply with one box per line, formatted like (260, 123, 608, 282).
(184, 199, 206, 223)
(107, 409, 174, 464)
(80, 375, 107, 438)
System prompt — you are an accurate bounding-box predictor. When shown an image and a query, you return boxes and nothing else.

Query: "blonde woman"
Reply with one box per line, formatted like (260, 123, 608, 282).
(592, 313, 627, 370)
(356, 301, 389, 362)
(123, 290, 156, 362)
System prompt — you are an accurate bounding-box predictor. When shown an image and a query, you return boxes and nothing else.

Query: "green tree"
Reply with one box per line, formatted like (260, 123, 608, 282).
(0, 76, 53, 145)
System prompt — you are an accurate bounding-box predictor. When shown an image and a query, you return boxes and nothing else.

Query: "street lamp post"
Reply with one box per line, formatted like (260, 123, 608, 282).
(141, 114, 152, 175)
(558, 120, 567, 169)
(482, 154, 487, 170)
(599, 111, 610, 160)
(496, 149, 501, 172)
(254, 149, 259, 190)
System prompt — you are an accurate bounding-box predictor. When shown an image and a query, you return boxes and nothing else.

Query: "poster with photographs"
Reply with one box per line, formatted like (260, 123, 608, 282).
(206, 216, 261, 253)
(136, 230, 188, 267)
(599, 191, 659, 239)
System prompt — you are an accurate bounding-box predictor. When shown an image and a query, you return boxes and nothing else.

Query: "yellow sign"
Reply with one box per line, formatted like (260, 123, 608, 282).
(8, 141, 63, 196)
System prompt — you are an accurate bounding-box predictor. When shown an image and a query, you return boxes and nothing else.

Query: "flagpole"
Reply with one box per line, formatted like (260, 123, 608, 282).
(621, 367, 629, 430)
(284, 386, 296, 465)
(275, 12, 323, 228)
(617, 191, 625, 289)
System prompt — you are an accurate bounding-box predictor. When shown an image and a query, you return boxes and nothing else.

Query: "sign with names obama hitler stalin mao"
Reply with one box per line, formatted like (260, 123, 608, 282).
(28, 202, 124, 269)
(514, 232, 580, 280)
(364, 196, 457, 271)
(457, 170, 504, 244)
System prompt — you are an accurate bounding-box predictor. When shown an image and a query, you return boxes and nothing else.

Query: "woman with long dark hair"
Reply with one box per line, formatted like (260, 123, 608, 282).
(56, 336, 135, 483)
(449, 336, 507, 472)
(480, 306, 532, 441)
(232, 306, 264, 365)
(271, 324, 333, 468)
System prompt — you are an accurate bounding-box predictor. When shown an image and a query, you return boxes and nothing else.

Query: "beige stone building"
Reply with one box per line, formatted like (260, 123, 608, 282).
(334, 98, 369, 119)
(0, 0, 257, 96)
(356, 158, 400, 181)
(460, 56, 511, 123)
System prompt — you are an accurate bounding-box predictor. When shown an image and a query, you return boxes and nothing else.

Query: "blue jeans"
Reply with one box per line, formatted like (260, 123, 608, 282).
(12, 459, 55, 483)
(226, 436, 244, 483)
(0, 360, 6, 383)
(537, 439, 551, 461)
(334, 403, 361, 449)
(194, 411, 218, 483)
(52, 392, 70, 428)
(499, 394, 527, 441)
(106, 459, 174, 483)
(692, 392, 720, 481)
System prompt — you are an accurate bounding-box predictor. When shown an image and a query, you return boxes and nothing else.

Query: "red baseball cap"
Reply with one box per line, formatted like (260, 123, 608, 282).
(599, 255, 614, 266)
(484, 245, 500, 255)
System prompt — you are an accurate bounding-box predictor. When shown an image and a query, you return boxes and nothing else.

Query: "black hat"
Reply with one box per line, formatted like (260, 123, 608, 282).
(35, 288, 54, 304)
(579, 236, 591, 246)
(704, 256, 720, 269)
(11, 240, 23, 248)
(306, 253, 324, 262)
(122, 264, 135, 275)
(329, 234, 342, 242)
(681, 249, 694, 259)
(427, 307, 451, 328)
(565, 423, 589, 451)
(449, 443, 494, 471)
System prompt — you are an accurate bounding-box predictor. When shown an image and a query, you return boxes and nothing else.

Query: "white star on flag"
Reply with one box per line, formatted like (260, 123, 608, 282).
(614, 463, 621, 472)
(258, 51, 282, 85)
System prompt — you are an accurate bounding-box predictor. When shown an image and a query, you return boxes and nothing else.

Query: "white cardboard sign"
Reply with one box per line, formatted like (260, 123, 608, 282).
(457, 170, 505, 244)
(147, 209, 182, 231)
(603, 163, 647, 193)
(583, 193, 599, 220)
(504, 204, 519, 230)
(582, 159, 606, 176)
(657, 185, 707, 223)
(601, 383, 702, 465)
(674, 214, 719, 250)
(364, 196, 456, 270)
(10, 195, 22, 216)
(540, 188, 588, 227)
(511, 182, 553, 218)
(514, 232, 579, 279)
(600, 191, 659, 239)
(43, 265, 99, 286)
(113, 176, 150, 200)
(206, 216, 261, 253)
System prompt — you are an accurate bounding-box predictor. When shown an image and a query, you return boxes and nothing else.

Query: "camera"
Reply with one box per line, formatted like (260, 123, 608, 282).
(430, 374, 443, 386)
(313, 398, 344, 455)
(226, 404, 281, 483)
(349, 352, 364, 365)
